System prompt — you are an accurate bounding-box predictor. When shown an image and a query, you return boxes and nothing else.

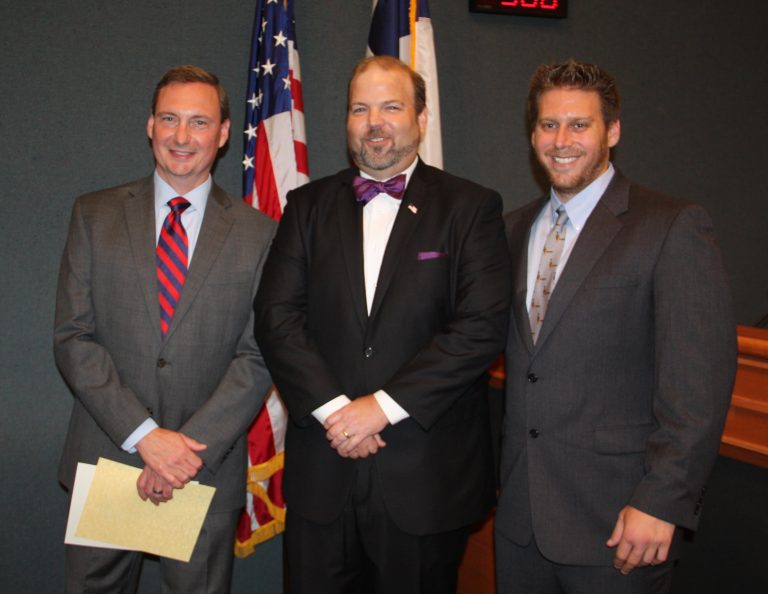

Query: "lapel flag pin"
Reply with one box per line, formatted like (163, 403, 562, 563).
(407, 204, 418, 214)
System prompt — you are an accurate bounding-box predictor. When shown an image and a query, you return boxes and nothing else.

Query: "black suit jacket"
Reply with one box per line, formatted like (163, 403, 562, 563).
(254, 161, 511, 535)
(496, 171, 737, 564)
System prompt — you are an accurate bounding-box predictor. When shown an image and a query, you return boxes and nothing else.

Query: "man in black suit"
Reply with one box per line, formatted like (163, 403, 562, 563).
(254, 55, 511, 594)
(495, 59, 737, 594)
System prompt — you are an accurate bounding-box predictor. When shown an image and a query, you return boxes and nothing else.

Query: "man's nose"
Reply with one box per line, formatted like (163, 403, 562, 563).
(367, 107, 383, 127)
(554, 126, 571, 148)
(173, 123, 190, 144)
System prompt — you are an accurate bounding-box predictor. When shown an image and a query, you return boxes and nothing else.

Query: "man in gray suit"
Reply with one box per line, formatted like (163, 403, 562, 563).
(54, 65, 275, 593)
(495, 60, 737, 593)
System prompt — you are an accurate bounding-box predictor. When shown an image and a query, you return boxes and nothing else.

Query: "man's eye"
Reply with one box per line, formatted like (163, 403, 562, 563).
(191, 119, 208, 129)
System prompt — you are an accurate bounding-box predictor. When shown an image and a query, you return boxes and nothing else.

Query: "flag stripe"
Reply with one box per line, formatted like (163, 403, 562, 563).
(254, 122, 282, 221)
(294, 140, 309, 178)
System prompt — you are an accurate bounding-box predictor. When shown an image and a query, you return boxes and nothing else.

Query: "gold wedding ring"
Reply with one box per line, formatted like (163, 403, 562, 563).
(342, 429, 352, 439)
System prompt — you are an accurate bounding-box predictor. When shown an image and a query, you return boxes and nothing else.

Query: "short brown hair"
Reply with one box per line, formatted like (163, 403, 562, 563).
(349, 55, 427, 116)
(152, 65, 230, 122)
(527, 59, 620, 129)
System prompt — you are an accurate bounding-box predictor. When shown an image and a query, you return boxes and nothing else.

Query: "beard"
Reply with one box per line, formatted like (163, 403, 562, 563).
(542, 142, 610, 200)
(350, 127, 419, 174)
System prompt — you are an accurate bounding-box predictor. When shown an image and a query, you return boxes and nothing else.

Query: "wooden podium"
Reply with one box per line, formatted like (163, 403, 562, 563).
(456, 325, 768, 594)
(720, 325, 768, 468)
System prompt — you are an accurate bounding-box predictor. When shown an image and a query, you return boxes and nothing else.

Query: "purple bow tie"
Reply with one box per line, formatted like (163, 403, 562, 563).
(352, 174, 406, 205)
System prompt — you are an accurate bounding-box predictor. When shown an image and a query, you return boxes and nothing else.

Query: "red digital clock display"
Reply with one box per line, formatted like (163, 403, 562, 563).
(470, 0, 568, 18)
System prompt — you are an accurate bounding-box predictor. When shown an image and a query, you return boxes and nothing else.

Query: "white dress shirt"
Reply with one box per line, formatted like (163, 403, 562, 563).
(312, 158, 420, 426)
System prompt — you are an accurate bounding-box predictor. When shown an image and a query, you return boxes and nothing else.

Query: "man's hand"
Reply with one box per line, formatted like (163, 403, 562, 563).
(346, 434, 387, 459)
(135, 428, 207, 489)
(324, 395, 389, 457)
(136, 467, 174, 505)
(606, 505, 675, 575)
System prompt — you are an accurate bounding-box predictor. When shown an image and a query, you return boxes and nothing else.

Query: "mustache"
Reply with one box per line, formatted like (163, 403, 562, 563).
(364, 126, 389, 139)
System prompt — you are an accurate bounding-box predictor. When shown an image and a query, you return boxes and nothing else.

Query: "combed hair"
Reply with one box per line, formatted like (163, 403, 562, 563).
(348, 55, 427, 116)
(152, 65, 230, 122)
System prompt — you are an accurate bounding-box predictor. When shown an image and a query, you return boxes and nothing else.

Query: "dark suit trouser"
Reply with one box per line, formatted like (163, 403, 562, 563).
(286, 458, 471, 594)
(495, 531, 674, 594)
(66, 509, 239, 594)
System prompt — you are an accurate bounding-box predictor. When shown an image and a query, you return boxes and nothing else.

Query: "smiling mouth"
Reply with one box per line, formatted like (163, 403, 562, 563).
(551, 155, 578, 164)
(363, 137, 391, 155)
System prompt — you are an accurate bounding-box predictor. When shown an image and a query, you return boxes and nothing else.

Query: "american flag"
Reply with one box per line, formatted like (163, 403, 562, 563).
(243, 0, 309, 214)
(367, 0, 443, 169)
(236, 0, 308, 557)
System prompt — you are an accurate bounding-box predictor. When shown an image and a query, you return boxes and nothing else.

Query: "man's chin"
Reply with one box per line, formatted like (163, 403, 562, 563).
(357, 155, 397, 174)
(549, 172, 586, 195)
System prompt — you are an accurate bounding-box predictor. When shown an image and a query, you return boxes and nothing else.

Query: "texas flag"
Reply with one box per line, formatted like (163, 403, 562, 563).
(367, 0, 443, 169)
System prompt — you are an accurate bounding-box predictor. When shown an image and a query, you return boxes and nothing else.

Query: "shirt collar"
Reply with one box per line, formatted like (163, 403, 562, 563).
(153, 171, 211, 214)
(549, 163, 615, 231)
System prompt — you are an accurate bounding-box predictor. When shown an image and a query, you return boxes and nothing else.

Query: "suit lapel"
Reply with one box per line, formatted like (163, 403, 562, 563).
(165, 184, 234, 341)
(369, 161, 430, 319)
(124, 177, 163, 343)
(509, 199, 546, 353)
(533, 174, 630, 350)
(336, 171, 368, 330)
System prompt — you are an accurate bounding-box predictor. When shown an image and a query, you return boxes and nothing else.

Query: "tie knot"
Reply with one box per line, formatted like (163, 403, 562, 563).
(554, 207, 568, 226)
(168, 197, 191, 214)
(352, 174, 406, 205)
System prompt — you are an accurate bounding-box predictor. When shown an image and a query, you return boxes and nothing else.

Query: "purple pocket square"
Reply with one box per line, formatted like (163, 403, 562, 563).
(417, 251, 448, 261)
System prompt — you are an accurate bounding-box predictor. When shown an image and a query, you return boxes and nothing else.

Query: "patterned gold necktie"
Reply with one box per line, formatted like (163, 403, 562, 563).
(529, 207, 568, 344)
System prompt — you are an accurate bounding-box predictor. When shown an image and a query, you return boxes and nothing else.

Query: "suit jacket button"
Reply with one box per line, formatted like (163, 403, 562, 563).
(529, 429, 540, 438)
(527, 373, 538, 383)
(364, 347, 374, 358)
(157, 358, 167, 368)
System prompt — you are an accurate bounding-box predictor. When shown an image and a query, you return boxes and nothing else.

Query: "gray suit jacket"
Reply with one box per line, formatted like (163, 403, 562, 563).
(496, 171, 737, 565)
(54, 176, 275, 511)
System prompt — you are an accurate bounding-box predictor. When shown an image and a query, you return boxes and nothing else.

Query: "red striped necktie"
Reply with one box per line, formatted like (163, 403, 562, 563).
(157, 197, 191, 335)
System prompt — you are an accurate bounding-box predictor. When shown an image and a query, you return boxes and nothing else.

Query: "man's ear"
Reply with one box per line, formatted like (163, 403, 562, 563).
(417, 108, 428, 138)
(218, 118, 231, 148)
(607, 119, 621, 148)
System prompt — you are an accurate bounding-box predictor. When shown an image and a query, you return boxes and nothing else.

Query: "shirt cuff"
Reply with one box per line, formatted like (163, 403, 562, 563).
(374, 390, 409, 425)
(121, 418, 159, 453)
(312, 395, 351, 425)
